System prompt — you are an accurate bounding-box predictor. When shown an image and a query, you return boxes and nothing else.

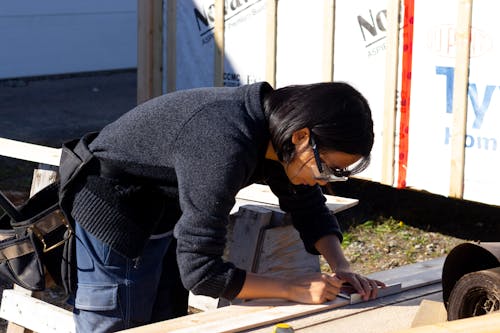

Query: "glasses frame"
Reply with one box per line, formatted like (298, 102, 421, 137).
(310, 135, 349, 182)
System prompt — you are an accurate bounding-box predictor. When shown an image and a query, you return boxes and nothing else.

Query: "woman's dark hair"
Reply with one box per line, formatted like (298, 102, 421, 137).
(263, 82, 374, 174)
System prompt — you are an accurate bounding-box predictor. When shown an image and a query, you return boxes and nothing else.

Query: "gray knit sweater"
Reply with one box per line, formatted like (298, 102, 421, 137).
(70, 82, 343, 300)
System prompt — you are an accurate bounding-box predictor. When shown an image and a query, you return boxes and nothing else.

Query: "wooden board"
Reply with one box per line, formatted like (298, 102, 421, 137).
(118, 258, 445, 333)
(410, 300, 447, 328)
(213, 0, 225, 87)
(395, 311, 500, 333)
(248, 283, 444, 333)
(119, 298, 350, 333)
(137, 0, 163, 104)
(0, 289, 75, 333)
(448, 0, 473, 198)
(0, 138, 61, 166)
(165, 0, 177, 93)
(256, 225, 320, 277)
(380, 0, 401, 186)
(236, 184, 359, 213)
(265, 0, 277, 87)
(225, 206, 274, 273)
(366, 257, 444, 291)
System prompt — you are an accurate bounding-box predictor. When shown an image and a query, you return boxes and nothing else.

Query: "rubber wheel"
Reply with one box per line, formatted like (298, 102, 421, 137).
(447, 267, 500, 320)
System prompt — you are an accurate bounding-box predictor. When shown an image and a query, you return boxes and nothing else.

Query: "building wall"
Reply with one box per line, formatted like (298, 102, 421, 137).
(0, 0, 137, 79)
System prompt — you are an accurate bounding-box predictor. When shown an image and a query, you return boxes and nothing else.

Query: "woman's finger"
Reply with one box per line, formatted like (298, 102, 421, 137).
(368, 279, 379, 299)
(326, 274, 344, 288)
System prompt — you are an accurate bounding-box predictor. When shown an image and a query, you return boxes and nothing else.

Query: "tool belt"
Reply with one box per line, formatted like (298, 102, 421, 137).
(0, 132, 174, 294)
(0, 182, 70, 291)
(0, 132, 98, 293)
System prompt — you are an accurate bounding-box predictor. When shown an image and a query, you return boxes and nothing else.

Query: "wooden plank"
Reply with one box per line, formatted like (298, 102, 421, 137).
(366, 257, 445, 290)
(322, 0, 335, 82)
(140, 302, 275, 332)
(256, 225, 320, 278)
(265, 0, 277, 87)
(0, 138, 61, 166)
(248, 283, 443, 333)
(449, 0, 473, 199)
(137, 0, 163, 104)
(410, 300, 447, 328)
(120, 259, 445, 333)
(5, 286, 34, 333)
(231, 199, 283, 215)
(381, 0, 402, 186)
(213, 0, 225, 87)
(236, 184, 359, 213)
(29, 166, 58, 197)
(119, 298, 350, 333)
(225, 206, 273, 273)
(123, 284, 444, 333)
(166, 0, 177, 92)
(394, 311, 500, 333)
(0, 290, 75, 333)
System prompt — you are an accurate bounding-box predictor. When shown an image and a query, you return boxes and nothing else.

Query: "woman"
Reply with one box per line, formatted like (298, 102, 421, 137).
(59, 81, 384, 332)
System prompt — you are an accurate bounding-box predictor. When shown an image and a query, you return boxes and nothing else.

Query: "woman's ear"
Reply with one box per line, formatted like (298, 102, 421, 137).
(291, 128, 311, 145)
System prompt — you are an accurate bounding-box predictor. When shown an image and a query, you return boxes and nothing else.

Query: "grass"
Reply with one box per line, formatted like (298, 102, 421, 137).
(322, 216, 466, 275)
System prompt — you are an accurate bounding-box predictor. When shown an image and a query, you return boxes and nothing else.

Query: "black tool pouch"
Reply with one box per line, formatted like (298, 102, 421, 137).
(0, 182, 70, 291)
(58, 132, 98, 296)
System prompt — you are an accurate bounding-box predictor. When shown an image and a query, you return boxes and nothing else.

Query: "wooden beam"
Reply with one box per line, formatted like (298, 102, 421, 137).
(166, 0, 177, 92)
(117, 258, 445, 333)
(236, 184, 359, 213)
(213, 0, 225, 87)
(449, 0, 473, 199)
(410, 300, 447, 328)
(0, 138, 61, 167)
(265, 0, 277, 87)
(381, 0, 402, 186)
(256, 225, 320, 278)
(1, 289, 75, 333)
(322, 0, 335, 82)
(225, 206, 273, 273)
(249, 284, 443, 333)
(137, 0, 163, 104)
(366, 256, 445, 290)
(395, 311, 500, 333)
(118, 298, 350, 333)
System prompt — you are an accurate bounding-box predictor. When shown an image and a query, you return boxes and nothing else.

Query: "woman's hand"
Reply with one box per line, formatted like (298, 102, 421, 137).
(314, 234, 386, 301)
(334, 269, 386, 301)
(285, 272, 344, 304)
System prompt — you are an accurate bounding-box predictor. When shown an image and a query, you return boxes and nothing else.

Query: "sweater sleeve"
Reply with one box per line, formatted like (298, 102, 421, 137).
(172, 104, 256, 300)
(264, 162, 343, 255)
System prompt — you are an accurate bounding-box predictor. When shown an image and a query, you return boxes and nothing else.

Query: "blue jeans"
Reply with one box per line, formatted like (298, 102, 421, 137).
(72, 223, 188, 333)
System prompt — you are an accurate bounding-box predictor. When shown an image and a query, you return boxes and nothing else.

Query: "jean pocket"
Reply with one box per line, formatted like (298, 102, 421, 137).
(75, 283, 118, 311)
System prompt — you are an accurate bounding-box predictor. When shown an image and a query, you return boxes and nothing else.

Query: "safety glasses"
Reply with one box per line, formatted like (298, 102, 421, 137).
(310, 135, 349, 182)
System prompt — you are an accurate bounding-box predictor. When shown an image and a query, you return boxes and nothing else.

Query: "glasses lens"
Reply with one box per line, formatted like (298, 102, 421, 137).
(332, 167, 350, 178)
(316, 163, 349, 182)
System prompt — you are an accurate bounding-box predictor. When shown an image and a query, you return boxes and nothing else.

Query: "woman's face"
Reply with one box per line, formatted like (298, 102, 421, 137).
(283, 128, 362, 186)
